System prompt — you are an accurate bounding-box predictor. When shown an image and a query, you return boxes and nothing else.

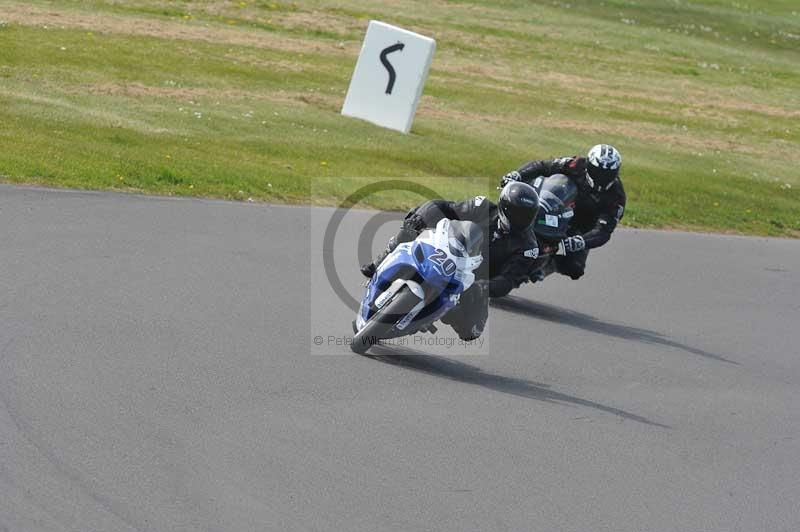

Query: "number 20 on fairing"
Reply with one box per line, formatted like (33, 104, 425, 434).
(428, 249, 457, 275)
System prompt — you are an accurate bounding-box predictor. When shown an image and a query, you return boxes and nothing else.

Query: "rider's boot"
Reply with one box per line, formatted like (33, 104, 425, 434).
(360, 237, 397, 278)
(359, 262, 377, 278)
(529, 269, 546, 283)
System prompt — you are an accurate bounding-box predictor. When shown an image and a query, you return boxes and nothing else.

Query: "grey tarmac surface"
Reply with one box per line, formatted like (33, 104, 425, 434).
(1, 184, 799, 532)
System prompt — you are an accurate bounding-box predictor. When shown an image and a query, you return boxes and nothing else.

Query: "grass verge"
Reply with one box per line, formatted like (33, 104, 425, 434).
(0, 0, 798, 236)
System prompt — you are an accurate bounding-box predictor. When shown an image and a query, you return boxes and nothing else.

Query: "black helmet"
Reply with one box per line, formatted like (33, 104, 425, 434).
(586, 144, 622, 192)
(498, 181, 540, 232)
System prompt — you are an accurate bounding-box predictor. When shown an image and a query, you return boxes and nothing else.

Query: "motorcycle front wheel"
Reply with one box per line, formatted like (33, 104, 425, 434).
(351, 285, 422, 354)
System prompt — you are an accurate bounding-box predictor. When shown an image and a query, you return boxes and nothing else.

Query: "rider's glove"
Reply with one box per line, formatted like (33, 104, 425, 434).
(499, 171, 522, 188)
(402, 213, 427, 233)
(562, 235, 586, 253)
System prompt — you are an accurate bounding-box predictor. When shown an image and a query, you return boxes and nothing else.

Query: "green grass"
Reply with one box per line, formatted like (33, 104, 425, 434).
(0, 0, 798, 236)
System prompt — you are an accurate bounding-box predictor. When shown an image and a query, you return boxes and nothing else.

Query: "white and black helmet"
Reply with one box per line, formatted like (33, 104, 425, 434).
(586, 144, 622, 192)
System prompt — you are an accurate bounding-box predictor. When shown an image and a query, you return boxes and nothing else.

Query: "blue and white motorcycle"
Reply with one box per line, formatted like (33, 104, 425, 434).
(351, 218, 484, 354)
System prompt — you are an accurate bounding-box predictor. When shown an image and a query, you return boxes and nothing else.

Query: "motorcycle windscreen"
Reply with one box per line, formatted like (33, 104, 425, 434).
(534, 174, 577, 239)
(534, 195, 572, 239)
(447, 219, 483, 258)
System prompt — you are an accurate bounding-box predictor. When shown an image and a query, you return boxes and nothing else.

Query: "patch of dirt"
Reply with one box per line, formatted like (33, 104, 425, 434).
(571, 83, 800, 120)
(449, 62, 799, 122)
(75, 82, 341, 111)
(417, 94, 790, 159)
(433, 62, 794, 130)
(265, 9, 362, 37)
(222, 52, 307, 73)
(291, 91, 340, 110)
(548, 118, 738, 153)
(176, 1, 362, 36)
(0, 3, 350, 57)
(0, 86, 172, 134)
(417, 96, 504, 124)
(83, 82, 299, 102)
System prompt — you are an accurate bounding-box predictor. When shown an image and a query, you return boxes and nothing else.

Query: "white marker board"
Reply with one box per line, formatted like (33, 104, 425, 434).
(341, 21, 436, 134)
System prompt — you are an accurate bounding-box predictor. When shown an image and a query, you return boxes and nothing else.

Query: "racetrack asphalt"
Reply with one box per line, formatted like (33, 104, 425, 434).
(1, 184, 799, 532)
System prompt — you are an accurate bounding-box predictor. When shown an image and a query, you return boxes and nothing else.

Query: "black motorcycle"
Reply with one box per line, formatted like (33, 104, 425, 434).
(517, 173, 578, 286)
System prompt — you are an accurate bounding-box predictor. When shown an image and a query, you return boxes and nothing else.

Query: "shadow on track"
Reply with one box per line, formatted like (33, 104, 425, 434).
(491, 296, 736, 364)
(367, 345, 670, 428)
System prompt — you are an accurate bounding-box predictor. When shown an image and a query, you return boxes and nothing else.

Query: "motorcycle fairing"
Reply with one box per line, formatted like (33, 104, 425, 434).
(356, 219, 482, 333)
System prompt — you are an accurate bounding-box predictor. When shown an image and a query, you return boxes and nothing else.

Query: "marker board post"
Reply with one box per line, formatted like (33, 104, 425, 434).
(341, 21, 436, 134)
